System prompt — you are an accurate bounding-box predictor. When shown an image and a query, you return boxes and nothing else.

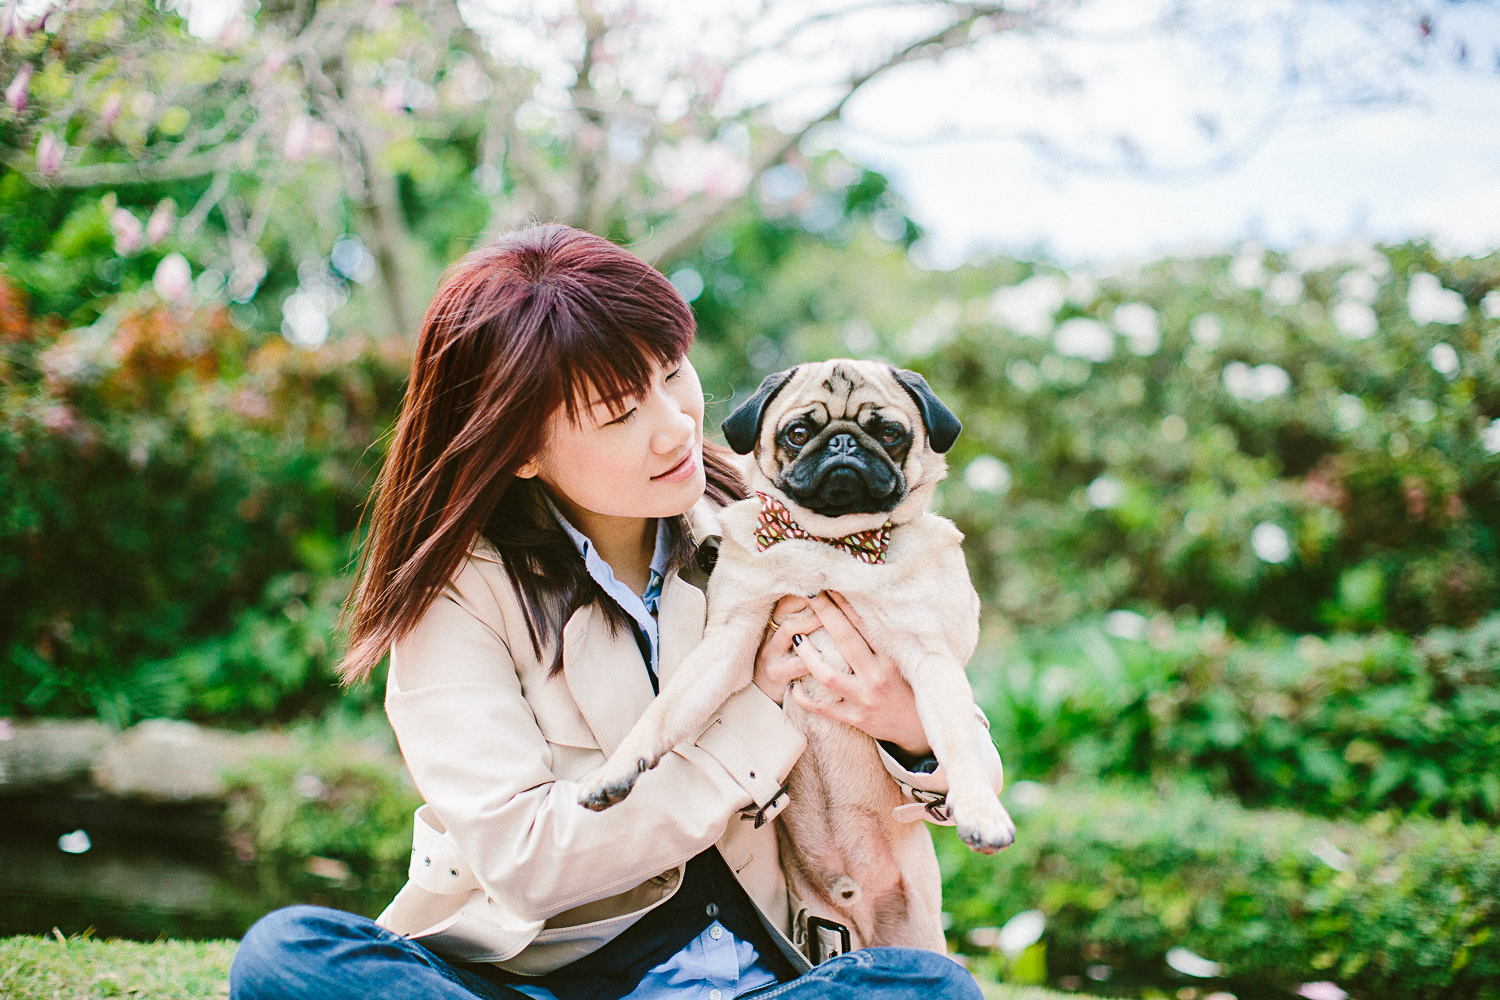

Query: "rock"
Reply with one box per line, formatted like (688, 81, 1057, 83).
(91, 719, 279, 802)
(0, 719, 110, 790)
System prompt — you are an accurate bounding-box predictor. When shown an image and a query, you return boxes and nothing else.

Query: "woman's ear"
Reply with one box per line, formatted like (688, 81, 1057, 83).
(515, 456, 540, 479)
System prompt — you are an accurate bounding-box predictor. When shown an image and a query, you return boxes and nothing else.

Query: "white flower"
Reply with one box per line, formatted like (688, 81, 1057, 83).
(1332, 394, 1365, 432)
(1428, 343, 1460, 379)
(1479, 418, 1500, 455)
(1189, 313, 1223, 348)
(1266, 272, 1303, 305)
(997, 910, 1046, 956)
(1407, 273, 1465, 325)
(1086, 476, 1125, 510)
(1223, 362, 1291, 402)
(990, 275, 1066, 338)
(1337, 269, 1380, 304)
(1332, 301, 1377, 340)
(964, 455, 1011, 494)
(1054, 317, 1114, 362)
(1251, 522, 1292, 563)
(1112, 302, 1160, 355)
(1482, 290, 1500, 320)
(1230, 251, 1265, 290)
(1104, 610, 1148, 641)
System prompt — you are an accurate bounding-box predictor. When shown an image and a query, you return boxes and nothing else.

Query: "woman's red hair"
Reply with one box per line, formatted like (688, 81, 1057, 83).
(339, 224, 743, 683)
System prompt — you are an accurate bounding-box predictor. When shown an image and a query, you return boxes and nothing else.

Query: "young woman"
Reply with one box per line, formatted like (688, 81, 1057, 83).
(229, 224, 989, 1000)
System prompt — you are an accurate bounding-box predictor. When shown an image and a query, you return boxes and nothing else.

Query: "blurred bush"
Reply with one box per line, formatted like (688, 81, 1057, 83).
(940, 782, 1500, 1000)
(0, 278, 406, 723)
(979, 613, 1500, 823)
(922, 244, 1500, 635)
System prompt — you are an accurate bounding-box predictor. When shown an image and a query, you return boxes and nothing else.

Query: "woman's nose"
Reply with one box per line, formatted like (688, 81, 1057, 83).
(651, 390, 696, 453)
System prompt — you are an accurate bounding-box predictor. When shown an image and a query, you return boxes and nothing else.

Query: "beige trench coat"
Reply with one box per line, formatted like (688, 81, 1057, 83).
(376, 498, 974, 976)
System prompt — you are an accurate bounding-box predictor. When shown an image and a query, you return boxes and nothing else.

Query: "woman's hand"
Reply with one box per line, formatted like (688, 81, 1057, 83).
(754, 591, 930, 758)
(753, 595, 820, 706)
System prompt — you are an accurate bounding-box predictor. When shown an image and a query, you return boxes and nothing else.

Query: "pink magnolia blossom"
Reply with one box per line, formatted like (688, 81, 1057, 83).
(5, 63, 32, 112)
(111, 207, 144, 254)
(145, 199, 176, 244)
(35, 130, 63, 176)
(100, 91, 123, 127)
(282, 114, 311, 162)
(152, 253, 192, 303)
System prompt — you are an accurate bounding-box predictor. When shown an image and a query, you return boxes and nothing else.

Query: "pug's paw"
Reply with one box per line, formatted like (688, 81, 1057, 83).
(947, 793, 1016, 855)
(578, 757, 652, 812)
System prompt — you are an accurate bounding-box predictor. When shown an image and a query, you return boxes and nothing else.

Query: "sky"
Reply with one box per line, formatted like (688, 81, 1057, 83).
(825, 11, 1500, 268)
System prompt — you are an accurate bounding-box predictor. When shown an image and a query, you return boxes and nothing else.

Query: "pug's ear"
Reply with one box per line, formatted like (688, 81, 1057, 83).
(890, 367, 961, 453)
(721, 367, 799, 454)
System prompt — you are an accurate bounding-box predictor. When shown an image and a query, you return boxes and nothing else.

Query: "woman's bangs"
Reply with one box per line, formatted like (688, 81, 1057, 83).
(555, 319, 692, 423)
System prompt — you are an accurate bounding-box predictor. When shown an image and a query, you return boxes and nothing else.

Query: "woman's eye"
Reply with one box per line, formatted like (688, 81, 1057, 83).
(666, 366, 683, 381)
(786, 425, 809, 446)
(608, 408, 637, 426)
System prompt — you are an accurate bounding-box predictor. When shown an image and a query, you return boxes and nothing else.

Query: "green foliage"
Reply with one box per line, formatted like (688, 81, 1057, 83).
(0, 285, 407, 723)
(220, 718, 423, 902)
(979, 614, 1500, 823)
(940, 783, 1500, 1000)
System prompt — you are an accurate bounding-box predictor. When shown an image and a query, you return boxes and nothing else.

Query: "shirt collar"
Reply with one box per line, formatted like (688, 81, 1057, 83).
(540, 490, 671, 602)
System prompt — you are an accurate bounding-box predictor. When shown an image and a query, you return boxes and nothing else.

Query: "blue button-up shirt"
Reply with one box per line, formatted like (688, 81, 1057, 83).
(515, 496, 782, 1000)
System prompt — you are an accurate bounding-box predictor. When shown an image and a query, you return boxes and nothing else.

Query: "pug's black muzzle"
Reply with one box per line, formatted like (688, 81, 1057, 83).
(780, 429, 905, 517)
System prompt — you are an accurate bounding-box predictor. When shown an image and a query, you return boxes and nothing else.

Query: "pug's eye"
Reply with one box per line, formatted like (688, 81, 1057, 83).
(785, 425, 810, 447)
(880, 425, 905, 445)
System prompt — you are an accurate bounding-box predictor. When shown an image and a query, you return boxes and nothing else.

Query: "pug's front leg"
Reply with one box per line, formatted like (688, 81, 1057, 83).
(906, 655, 1016, 854)
(579, 610, 770, 811)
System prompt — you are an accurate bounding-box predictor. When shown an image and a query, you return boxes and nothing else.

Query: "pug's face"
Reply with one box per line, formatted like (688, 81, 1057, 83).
(722, 360, 961, 526)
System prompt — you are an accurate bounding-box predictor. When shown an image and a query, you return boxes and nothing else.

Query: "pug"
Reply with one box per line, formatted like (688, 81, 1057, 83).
(579, 359, 1014, 952)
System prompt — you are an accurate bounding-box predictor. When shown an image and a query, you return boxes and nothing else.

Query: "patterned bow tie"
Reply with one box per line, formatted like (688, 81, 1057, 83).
(754, 492, 893, 565)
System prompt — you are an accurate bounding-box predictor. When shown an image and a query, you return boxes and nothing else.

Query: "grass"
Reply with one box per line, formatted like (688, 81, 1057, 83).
(0, 933, 1097, 999)
(0, 934, 237, 999)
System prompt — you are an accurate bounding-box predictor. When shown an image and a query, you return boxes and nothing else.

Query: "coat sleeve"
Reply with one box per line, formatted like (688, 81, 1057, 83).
(876, 705, 1005, 826)
(384, 559, 806, 923)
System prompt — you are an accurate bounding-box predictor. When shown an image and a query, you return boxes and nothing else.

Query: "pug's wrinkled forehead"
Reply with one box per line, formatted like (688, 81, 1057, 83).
(778, 363, 909, 427)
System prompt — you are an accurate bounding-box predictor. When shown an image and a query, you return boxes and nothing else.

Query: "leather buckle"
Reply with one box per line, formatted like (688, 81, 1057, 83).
(741, 779, 792, 829)
(807, 916, 851, 963)
(908, 787, 950, 823)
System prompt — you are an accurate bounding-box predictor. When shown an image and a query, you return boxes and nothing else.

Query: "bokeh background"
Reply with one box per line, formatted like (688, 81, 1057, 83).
(1, 2, 1498, 999)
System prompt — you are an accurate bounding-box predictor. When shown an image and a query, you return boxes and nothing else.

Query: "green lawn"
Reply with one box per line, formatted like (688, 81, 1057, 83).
(0, 934, 1096, 999)
(0, 935, 238, 999)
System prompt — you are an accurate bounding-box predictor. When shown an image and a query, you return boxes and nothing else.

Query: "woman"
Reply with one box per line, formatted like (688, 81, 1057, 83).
(229, 224, 990, 999)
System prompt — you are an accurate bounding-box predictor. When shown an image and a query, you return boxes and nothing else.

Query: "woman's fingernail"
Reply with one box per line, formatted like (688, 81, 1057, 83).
(792, 634, 803, 648)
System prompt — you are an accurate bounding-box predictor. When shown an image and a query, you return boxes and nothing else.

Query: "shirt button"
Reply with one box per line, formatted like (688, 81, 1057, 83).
(709, 925, 724, 941)
(705, 903, 719, 917)
(709, 991, 723, 1000)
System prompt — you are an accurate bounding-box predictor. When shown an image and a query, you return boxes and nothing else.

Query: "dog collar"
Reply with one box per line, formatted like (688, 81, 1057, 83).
(753, 492, 893, 565)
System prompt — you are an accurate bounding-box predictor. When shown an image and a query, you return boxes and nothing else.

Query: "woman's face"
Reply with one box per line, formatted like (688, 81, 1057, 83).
(521, 356, 706, 522)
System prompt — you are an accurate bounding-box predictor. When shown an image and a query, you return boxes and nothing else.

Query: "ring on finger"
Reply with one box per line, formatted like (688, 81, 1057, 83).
(767, 616, 781, 632)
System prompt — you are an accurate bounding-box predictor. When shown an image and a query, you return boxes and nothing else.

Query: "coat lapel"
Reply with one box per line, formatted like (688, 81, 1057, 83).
(562, 603, 655, 758)
(657, 575, 706, 690)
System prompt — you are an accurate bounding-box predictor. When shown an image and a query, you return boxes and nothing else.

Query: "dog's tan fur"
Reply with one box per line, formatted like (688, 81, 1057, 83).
(579, 360, 1013, 952)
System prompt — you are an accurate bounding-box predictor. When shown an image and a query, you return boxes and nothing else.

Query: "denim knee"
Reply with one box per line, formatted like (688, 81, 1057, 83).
(230, 905, 369, 998)
(871, 947, 983, 998)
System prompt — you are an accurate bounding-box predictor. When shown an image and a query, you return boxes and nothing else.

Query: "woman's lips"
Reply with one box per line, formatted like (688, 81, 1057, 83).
(653, 450, 698, 483)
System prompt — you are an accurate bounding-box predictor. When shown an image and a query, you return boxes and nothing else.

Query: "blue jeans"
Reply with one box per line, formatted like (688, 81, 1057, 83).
(230, 906, 982, 1000)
